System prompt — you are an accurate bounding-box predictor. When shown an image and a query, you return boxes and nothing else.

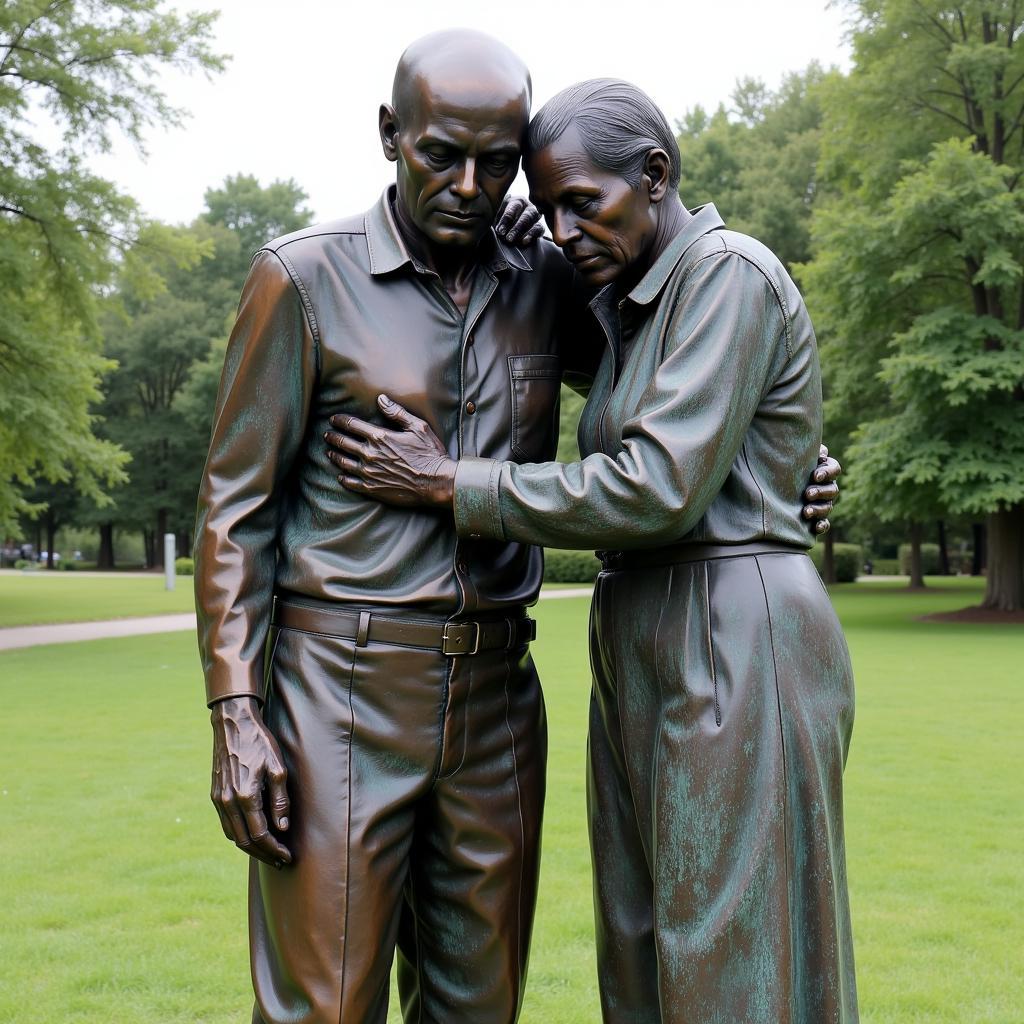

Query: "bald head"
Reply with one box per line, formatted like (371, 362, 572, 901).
(380, 31, 532, 253)
(392, 29, 531, 123)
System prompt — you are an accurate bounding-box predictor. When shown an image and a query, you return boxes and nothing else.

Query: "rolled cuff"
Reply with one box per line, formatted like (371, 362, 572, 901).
(453, 457, 505, 540)
(203, 661, 263, 707)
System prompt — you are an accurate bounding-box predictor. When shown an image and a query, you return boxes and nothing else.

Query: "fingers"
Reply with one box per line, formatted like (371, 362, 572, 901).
(376, 394, 423, 430)
(805, 482, 839, 503)
(814, 455, 842, 483)
(803, 501, 834, 520)
(522, 222, 545, 244)
(239, 788, 292, 866)
(339, 474, 371, 494)
(818, 443, 829, 462)
(324, 430, 368, 460)
(212, 765, 291, 868)
(328, 413, 377, 440)
(496, 196, 526, 237)
(815, 518, 831, 535)
(326, 450, 363, 476)
(267, 762, 290, 832)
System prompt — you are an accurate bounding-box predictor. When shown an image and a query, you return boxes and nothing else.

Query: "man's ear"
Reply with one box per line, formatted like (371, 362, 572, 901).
(379, 103, 400, 163)
(641, 148, 672, 203)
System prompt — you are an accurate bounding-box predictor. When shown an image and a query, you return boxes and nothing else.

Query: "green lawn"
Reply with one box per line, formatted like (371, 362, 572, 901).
(0, 572, 196, 627)
(0, 580, 1020, 1022)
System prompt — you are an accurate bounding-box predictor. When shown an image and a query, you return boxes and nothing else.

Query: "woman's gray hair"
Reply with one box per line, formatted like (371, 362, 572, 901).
(527, 78, 681, 191)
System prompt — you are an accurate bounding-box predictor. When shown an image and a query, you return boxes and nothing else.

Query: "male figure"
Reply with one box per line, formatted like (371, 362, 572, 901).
(196, 30, 590, 1024)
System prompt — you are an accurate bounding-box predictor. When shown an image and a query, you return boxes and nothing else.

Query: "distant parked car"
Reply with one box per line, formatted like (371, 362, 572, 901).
(39, 551, 61, 564)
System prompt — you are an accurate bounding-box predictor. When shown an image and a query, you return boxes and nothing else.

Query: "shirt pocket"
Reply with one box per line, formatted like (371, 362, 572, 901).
(508, 354, 562, 462)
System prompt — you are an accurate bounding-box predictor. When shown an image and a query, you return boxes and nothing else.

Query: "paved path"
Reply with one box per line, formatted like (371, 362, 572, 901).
(0, 587, 596, 652)
(0, 613, 199, 651)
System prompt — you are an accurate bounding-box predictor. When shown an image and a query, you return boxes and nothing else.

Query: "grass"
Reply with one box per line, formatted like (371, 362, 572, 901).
(0, 572, 196, 627)
(0, 579, 1020, 1022)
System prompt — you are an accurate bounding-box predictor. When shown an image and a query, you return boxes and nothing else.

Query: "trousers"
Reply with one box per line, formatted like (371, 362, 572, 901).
(588, 551, 858, 1023)
(249, 607, 547, 1024)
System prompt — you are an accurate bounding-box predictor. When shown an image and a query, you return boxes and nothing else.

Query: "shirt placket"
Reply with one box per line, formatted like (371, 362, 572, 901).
(452, 268, 500, 616)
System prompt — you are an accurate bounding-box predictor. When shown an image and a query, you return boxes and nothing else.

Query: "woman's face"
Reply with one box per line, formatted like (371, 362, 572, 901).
(526, 125, 658, 289)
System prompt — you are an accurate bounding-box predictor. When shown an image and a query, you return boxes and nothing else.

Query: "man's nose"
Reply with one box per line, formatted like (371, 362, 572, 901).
(551, 210, 581, 248)
(451, 159, 480, 200)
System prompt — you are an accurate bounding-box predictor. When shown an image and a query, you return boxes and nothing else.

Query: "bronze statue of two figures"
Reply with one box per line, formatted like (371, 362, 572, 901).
(194, 28, 855, 1024)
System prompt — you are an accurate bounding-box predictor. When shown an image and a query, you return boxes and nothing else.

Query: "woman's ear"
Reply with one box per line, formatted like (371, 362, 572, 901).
(642, 148, 672, 203)
(379, 104, 400, 162)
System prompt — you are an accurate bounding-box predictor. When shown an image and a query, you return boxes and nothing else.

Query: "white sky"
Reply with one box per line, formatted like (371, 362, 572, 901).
(86, 0, 853, 225)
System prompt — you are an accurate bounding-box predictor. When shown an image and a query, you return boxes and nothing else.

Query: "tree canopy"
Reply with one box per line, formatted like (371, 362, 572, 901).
(0, 0, 225, 532)
(802, 0, 1024, 609)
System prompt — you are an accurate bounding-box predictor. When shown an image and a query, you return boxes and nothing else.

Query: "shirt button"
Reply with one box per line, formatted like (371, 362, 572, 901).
(465, 400, 476, 415)
(457, 560, 468, 573)
(466, 332, 475, 346)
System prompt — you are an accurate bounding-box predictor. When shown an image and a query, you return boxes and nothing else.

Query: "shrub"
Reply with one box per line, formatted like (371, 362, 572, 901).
(808, 543, 862, 583)
(898, 543, 940, 576)
(174, 557, 195, 576)
(869, 558, 900, 576)
(14, 559, 37, 571)
(542, 549, 600, 583)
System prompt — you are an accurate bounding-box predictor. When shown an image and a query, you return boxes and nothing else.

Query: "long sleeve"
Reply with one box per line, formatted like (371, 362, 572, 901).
(453, 252, 788, 550)
(194, 250, 318, 704)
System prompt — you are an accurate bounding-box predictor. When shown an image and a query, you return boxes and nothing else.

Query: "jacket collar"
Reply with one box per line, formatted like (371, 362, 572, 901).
(365, 186, 532, 277)
(622, 203, 725, 307)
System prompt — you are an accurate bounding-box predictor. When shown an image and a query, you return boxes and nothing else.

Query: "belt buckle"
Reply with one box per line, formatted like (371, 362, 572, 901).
(442, 621, 480, 656)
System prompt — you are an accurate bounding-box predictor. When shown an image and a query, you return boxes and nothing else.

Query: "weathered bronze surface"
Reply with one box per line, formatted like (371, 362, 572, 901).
(325, 78, 856, 1022)
(194, 29, 592, 1024)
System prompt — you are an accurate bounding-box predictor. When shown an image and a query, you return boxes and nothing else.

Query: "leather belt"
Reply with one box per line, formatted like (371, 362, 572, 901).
(272, 599, 536, 656)
(598, 540, 807, 571)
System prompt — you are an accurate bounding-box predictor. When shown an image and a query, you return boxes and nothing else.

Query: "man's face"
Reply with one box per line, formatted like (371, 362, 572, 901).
(382, 80, 528, 250)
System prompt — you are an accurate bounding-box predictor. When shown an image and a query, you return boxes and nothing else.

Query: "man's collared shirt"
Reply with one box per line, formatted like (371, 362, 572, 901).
(195, 188, 591, 704)
(454, 204, 824, 553)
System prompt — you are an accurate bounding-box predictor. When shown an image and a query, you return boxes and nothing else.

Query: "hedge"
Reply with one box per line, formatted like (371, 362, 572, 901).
(542, 549, 601, 583)
(898, 543, 940, 576)
(808, 542, 862, 583)
(174, 557, 195, 576)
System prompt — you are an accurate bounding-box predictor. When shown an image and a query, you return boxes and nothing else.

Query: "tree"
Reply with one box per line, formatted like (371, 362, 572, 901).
(803, 1, 1024, 610)
(95, 176, 314, 565)
(676, 65, 831, 271)
(0, 0, 225, 532)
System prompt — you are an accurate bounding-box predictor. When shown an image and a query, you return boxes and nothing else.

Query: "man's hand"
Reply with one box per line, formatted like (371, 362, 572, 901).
(495, 195, 545, 247)
(325, 395, 456, 508)
(211, 695, 291, 869)
(803, 444, 841, 536)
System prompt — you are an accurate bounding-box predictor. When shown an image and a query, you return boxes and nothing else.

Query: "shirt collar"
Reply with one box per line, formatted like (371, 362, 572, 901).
(621, 203, 725, 307)
(365, 186, 533, 277)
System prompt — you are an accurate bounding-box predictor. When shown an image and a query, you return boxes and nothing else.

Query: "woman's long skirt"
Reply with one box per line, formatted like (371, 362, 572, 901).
(588, 550, 857, 1024)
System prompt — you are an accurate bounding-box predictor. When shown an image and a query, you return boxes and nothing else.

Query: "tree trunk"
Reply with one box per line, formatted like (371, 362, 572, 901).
(97, 523, 115, 570)
(936, 520, 951, 576)
(821, 530, 836, 584)
(909, 521, 925, 588)
(155, 509, 168, 569)
(971, 522, 987, 576)
(177, 529, 190, 562)
(45, 510, 57, 571)
(982, 503, 1024, 611)
(143, 529, 154, 569)
(33, 521, 42, 557)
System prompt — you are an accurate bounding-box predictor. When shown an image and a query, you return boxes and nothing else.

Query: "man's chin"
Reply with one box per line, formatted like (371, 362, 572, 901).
(426, 224, 489, 248)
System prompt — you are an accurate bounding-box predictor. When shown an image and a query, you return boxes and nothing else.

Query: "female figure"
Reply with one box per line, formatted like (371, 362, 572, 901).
(327, 79, 856, 1024)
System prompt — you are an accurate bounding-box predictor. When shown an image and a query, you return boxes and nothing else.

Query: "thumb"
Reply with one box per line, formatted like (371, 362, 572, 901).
(377, 394, 420, 430)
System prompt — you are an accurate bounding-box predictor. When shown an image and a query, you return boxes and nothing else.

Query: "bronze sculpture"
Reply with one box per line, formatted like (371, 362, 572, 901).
(195, 30, 840, 1024)
(325, 79, 857, 1023)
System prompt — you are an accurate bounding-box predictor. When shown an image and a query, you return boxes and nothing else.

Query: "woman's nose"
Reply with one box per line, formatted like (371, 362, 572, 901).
(551, 210, 581, 247)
